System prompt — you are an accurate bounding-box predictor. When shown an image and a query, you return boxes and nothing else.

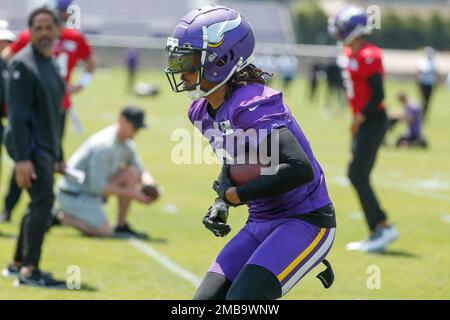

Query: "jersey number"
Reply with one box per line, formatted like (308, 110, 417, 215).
(56, 52, 69, 78)
(341, 70, 354, 99)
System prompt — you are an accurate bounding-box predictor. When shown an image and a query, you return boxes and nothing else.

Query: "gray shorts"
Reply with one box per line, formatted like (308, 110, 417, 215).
(57, 190, 107, 228)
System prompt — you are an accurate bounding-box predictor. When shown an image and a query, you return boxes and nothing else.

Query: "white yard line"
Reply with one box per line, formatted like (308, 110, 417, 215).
(325, 163, 450, 204)
(128, 238, 201, 288)
(378, 181, 450, 204)
(441, 214, 450, 224)
(331, 174, 450, 204)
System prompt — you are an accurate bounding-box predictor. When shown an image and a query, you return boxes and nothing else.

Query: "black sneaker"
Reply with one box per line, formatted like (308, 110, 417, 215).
(2, 264, 53, 278)
(114, 223, 149, 240)
(0, 210, 11, 222)
(14, 270, 66, 289)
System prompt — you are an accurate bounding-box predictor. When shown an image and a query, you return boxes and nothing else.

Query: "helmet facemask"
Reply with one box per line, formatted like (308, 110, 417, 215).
(165, 38, 207, 98)
(165, 24, 254, 101)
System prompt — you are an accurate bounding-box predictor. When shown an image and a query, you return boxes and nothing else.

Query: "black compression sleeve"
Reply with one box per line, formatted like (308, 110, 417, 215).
(235, 126, 314, 203)
(361, 73, 384, 118)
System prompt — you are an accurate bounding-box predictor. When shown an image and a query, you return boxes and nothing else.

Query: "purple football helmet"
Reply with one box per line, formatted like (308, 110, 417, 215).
(57, 0, 73, 11)
(165, 5, 255, 100)
(329, 6, 371, 44)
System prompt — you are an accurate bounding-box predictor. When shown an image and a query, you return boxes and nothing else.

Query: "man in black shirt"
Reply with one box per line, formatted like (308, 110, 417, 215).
(2, 8, 66, 288)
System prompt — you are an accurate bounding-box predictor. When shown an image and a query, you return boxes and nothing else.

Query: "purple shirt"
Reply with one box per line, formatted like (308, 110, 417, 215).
(188, 84, 331, 220)
(405, 102, 422, 139)
(125, 48, 138, 70)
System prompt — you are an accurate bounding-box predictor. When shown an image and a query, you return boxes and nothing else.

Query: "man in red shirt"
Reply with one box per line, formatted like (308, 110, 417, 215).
(0, 20, 16, 204)
(329, 6, 398, 253)
(0, 0, 96, 222)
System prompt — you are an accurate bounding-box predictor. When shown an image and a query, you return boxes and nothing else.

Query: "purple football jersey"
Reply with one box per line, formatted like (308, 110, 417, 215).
(125, 48, 138, 70)
(405, 102, 422, 139)
(188, 84, 331, 220)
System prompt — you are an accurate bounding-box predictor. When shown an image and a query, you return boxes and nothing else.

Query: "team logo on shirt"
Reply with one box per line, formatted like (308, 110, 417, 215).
(62, 40, 78, 52)
(206, 15, 242, 48)
(219, 120, 234, 135)
(249, 105, 260, 111)
(12, 70, 20, 80)
(349, 58, 359, 71)
(365, 57, 374, 64)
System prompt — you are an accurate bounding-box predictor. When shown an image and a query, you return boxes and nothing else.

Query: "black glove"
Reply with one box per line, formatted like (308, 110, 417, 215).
(212, 163, 237, 206)
(202, 198, 231, 237)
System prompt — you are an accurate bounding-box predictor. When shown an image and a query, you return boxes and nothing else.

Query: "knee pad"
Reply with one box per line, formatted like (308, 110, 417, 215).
(226, 264, 281, 300)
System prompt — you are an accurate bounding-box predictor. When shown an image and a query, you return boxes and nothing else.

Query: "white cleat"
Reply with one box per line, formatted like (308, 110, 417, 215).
(346, 225, 399, 253)
(346, 240, 368, 251)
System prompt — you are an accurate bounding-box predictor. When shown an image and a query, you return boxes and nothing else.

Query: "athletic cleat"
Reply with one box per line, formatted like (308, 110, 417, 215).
(2, 264, 53, 278)
(114, 223, 149, 240)
(346, 225, 399, 253)
(1, 264, 20, 278)
(0, 210, 11, 222)
(346, 239, 369, 251)
(13, 270, 65, 289)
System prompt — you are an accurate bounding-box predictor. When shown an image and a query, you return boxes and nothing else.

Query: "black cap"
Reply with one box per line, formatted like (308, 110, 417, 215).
(121, 106, 147, 129)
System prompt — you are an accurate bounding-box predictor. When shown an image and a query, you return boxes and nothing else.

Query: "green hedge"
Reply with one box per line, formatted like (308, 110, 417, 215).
(293, 2, 450, 50)
(294, 1, 329, 44)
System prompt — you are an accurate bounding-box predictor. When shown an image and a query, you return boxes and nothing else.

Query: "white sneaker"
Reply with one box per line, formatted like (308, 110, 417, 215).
(383, 225, 399, 243)
(1, 264, 19, 278)
(346, 239, 369, 251)
(346, 225, 399, 253)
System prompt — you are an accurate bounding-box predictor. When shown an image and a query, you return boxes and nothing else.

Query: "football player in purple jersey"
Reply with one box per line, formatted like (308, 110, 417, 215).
(165, 5, 336, 300)
(391, 92, 427, 148)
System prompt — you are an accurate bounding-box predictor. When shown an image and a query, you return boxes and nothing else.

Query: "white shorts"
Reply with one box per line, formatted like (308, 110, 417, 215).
(57, 190, 107, 228)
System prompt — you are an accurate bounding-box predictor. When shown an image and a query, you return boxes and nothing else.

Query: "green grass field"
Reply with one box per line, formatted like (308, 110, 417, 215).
(0, 68, 449, 299)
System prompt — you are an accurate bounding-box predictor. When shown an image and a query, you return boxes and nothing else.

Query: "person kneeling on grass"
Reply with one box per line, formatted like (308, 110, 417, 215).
(52, 106, 160, 238)
(389, 92, 428, 149)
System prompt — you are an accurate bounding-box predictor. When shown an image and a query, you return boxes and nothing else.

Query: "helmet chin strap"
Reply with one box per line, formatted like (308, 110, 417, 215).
(188, 27, 209, 101)
(343, 25, 371, 45)
(187, 26, 254, 101)
(187, 57, 245, 101)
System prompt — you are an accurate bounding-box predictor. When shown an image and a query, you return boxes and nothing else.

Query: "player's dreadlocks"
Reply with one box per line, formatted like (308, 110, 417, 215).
(225, 64, 273, 99)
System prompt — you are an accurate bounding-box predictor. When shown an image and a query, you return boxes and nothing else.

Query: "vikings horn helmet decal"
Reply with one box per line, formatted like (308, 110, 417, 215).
(165, 5, 255, 100)
(328, 6, 371, 45)
(207, 14, 242, 47)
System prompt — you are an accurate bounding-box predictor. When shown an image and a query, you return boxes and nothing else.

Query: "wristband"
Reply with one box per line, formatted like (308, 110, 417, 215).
(79, 72, 93, 88)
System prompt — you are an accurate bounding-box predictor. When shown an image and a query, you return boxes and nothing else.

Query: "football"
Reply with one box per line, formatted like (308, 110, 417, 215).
(228, 164, 266, 186)
(142, 184, 160, 200)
